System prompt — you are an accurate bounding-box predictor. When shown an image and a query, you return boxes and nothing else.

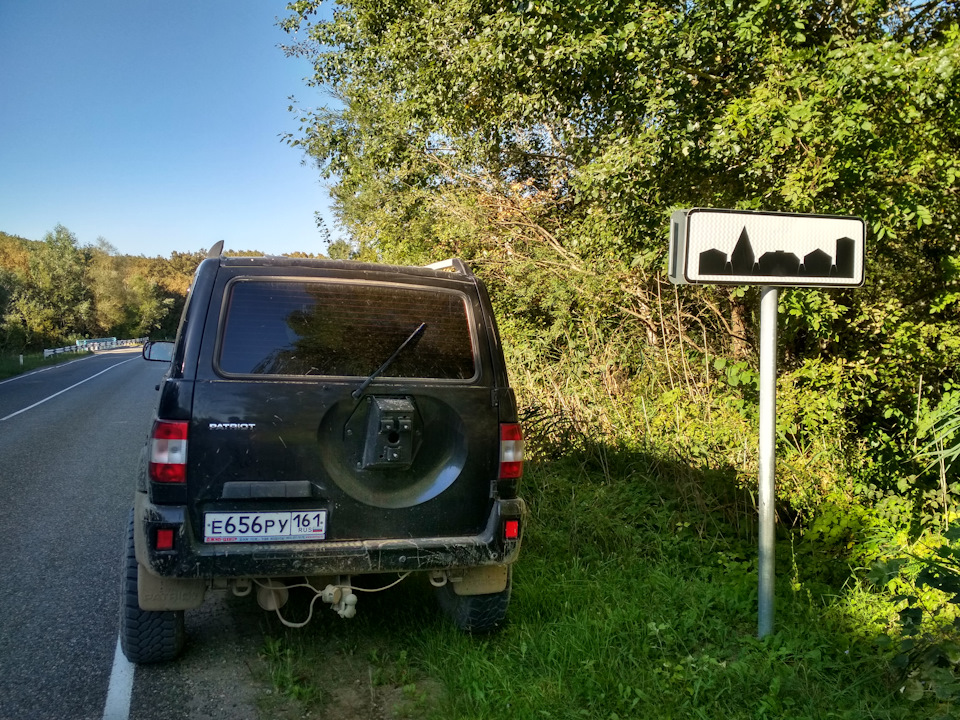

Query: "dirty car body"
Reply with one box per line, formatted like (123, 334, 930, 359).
(122, 256, 524, 663)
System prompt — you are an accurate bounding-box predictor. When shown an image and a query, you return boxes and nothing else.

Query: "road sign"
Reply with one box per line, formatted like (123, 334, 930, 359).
(668, 207, 867, 639)
(669, 208, 865, 287)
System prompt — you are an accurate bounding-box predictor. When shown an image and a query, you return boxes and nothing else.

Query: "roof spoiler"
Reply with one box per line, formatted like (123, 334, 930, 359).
(424, 258, 473, 276)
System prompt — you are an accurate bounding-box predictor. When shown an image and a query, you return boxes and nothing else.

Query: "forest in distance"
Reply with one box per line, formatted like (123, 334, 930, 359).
(0, 226, 335, 352)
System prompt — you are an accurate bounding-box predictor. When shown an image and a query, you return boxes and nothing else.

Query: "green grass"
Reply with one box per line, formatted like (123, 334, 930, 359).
(255, 445, 950, 719)
(0, 350, 91, 379)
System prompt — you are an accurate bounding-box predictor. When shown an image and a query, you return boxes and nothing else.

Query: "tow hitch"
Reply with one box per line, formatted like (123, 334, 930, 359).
(320, 581, 359, 619)
(244, 574, 410, 628)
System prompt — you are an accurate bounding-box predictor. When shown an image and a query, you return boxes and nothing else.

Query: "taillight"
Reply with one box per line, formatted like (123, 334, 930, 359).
(149, 420, 188, 483)
(499, 423, 524, 479)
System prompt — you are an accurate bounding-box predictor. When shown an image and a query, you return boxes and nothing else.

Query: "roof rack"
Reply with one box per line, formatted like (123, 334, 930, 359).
(424, 258, 473, 276)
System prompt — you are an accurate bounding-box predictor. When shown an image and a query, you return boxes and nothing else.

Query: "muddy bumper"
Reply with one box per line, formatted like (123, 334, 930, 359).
(134, 492, 525, 579)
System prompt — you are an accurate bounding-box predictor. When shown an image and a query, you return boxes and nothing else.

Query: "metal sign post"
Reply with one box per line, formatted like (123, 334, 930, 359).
(669, 208, 865, 639)
(757, 286, 778, 637)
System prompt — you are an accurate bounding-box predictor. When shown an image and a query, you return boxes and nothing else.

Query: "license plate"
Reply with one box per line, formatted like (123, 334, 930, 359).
(203, 510, 327, 543)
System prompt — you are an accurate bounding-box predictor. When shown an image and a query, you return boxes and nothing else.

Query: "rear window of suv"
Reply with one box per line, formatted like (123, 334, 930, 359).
(216, 279, 477, 379)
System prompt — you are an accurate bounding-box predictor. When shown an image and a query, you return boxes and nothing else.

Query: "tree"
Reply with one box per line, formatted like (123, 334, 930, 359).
(326, 239, 356, 260)
(86, 237, 129, 335)
(282, 0, 958, 269)
(0, 268, 22, 349)
(0, 232, 33, 276)
(6, 225, 93, 347)
(282, 0, 960, 514)
(124, 273, 173, 337)
(0, 233, 32, 345)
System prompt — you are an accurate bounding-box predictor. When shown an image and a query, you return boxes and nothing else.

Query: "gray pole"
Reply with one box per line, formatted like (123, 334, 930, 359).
(757, 286, 779, 638)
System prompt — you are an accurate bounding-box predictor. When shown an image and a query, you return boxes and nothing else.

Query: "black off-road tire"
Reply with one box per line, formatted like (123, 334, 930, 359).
(120, 510, 185, 663)
(435, 568, 512, 633)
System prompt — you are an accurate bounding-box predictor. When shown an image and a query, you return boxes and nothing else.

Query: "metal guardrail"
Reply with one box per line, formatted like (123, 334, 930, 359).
(76, 336, 117, 347)
(43, 338, 148, 359)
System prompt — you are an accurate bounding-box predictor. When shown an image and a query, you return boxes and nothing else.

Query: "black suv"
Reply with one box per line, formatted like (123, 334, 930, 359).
(123, 254, 525, 663)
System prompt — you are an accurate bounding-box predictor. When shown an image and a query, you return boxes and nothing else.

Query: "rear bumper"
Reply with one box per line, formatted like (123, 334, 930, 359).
(134, 491, 525, 579)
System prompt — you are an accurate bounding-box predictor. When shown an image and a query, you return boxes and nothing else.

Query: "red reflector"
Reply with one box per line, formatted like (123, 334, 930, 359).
(499, 423, 525, 480)
(156, 529, 174, 550)
(504, 519, 520, 540)
(149, 420, 188, 483)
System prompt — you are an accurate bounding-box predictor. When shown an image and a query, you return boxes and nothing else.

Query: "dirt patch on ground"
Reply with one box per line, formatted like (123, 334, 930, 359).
(134, 581, 445, 720)
(131, 591, 268, 720)
(252, 585, 446, 720)
(256, 637, 444, 719)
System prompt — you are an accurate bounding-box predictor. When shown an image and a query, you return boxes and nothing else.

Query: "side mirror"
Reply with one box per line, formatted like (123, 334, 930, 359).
(142, 341, 175, 362)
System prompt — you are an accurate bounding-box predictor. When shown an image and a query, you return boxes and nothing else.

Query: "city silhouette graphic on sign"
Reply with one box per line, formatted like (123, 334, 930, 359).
(698, 228, 857, 278)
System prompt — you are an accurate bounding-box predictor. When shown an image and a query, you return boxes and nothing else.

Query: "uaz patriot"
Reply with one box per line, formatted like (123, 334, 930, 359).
(122, 252, 525, 663)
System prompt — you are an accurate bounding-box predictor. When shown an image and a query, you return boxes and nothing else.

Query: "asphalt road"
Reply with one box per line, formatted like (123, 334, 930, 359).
(0, 350, 263, 720)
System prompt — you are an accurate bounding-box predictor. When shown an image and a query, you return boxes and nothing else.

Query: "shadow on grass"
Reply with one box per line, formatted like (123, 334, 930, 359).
(253, 442, 931, 720)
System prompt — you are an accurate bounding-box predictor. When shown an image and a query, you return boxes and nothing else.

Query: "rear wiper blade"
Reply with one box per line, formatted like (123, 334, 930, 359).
(352, 322, 427, 399)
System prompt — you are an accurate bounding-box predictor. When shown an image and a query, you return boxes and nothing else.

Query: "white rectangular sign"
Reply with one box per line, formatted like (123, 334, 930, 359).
(669, 208, 865, 287)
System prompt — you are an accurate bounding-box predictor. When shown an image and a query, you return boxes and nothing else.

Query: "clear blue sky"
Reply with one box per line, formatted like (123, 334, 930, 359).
(0, 0, 339, 258)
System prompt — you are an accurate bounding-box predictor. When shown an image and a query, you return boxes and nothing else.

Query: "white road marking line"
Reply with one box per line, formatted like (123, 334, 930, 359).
(0, 358, 136, 422)
(102, 636, 135, 720)
(0, 353, 97, 386)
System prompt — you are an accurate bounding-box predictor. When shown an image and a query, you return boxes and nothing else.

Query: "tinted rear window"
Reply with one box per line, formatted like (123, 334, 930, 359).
(217, 280, 477, 379)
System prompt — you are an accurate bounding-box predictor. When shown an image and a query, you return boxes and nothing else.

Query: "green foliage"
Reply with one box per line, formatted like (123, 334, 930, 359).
(282, 0, 960, 526)
(872, 525, 960, 706)
(0, 268, 19, 342)
(326, 238, 356, 260)
(260, 637, 323, 703)
(713, 357, 757, 390)
(3, 225, 94, 347)
(283, 0, 959, 260)
(255, 453, 939, 719)
(918, 387, 960, 479)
